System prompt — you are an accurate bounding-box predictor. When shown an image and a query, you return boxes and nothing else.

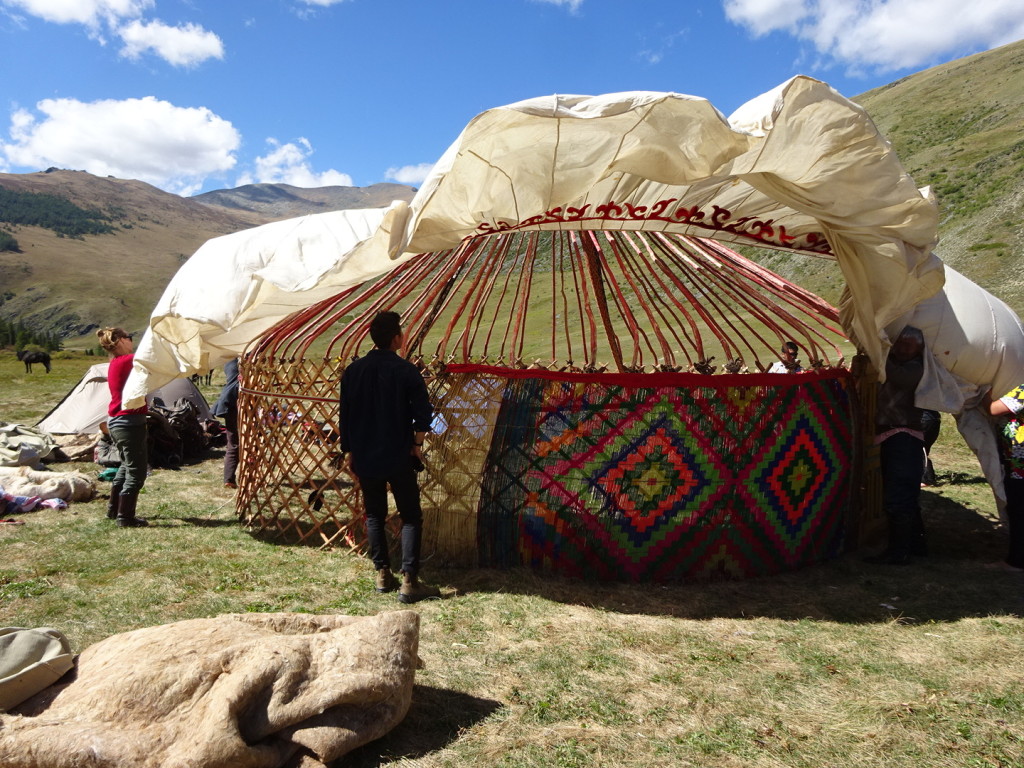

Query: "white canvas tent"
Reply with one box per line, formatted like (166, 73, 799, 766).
(37, 363, 212, 435)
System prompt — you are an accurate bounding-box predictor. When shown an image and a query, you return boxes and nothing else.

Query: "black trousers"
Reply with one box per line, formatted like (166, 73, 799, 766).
(880, 431, 926, 554)
(1003, 476, 1024, 569)
(222, 404, 239, 485)
(358, 467, 423, 576)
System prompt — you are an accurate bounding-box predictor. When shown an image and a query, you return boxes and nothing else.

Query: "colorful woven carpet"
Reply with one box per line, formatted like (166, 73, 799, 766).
(463, 366, 854, 581)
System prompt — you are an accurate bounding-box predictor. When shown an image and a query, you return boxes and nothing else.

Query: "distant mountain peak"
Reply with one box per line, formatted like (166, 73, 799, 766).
(192, 182, 416, 217)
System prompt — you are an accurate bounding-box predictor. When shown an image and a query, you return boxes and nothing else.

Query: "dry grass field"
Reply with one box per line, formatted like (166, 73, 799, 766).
(2, 351, 1023, 767)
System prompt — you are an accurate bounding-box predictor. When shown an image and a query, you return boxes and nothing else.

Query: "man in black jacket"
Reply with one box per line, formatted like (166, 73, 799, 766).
(339, 311, 439, 603)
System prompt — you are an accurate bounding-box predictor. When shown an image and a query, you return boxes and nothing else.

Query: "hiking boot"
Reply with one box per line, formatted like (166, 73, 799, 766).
(375, 568, 399, 593)
(398, 573, 441, 604)
(106, 480, 124, 519)
(115, 491, 149, 528)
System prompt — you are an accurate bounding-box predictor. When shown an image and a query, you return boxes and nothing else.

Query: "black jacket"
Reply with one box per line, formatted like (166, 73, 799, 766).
(211, 358, 239, 418)
(339, 349, 432, 477)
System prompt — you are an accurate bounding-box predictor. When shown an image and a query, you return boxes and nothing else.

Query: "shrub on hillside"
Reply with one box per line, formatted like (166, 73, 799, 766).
(0, 187, 114, 237)
(0, 230, 18, 252)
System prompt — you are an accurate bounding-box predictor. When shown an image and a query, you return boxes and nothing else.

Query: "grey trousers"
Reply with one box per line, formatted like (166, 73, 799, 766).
(108, 415, 148, 495)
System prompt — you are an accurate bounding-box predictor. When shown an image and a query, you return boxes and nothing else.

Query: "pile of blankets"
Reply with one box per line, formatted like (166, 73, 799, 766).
(0, 467, 96, 520)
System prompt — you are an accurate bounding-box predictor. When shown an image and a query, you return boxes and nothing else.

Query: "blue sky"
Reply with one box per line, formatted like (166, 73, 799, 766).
(2, 0, 1023, 197)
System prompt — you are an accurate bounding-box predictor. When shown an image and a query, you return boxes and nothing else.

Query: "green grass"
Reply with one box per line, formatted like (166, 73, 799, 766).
(2, 351, 1023, 767)
(854, 40, 1024, 313)
(968, 242, 1011, 252)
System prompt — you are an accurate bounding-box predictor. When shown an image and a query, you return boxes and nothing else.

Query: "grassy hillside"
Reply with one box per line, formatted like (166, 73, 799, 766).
(0, 170, 262, 341)
(0, 172, 416, 345)
(857, 40, 1024, 307)
(756, 39, 1024, 315)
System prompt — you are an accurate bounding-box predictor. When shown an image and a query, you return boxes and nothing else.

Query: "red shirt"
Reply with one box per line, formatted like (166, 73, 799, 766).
(107, 354, 148, 417)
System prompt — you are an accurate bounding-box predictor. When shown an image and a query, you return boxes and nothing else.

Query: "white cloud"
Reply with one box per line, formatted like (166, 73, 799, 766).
(722, 0, 807, 34)
(237, 138, 353, 188)
(385, 163, 433, 186)
(117, 19, 223, 67)
(3, 0, 151, 27)
(3, 0, 222, 68)
(637, 27, 690, 66)
(723, 0, 1024, 72)
(291, 0, 350, 21)
(531, 0, 584, 12)
(1, 96, 239, 196)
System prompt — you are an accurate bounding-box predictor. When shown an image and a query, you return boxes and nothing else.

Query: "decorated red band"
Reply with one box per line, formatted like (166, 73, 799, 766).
(475, 199, 834, 255)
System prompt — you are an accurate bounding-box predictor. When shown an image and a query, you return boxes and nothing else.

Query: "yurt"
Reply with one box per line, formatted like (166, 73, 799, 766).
(234, 228, 861, 580)
(124, 76, 1024, 581)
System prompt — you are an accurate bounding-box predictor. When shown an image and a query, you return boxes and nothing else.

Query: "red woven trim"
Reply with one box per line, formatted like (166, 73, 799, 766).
(443, 363, 851, 388)
(474, 200, 834, 255)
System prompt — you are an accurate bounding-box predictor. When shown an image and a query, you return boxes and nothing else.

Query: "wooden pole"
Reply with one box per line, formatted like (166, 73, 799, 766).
(580, 230, 626, 372)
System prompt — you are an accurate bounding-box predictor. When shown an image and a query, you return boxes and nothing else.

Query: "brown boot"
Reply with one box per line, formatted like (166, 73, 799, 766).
(115, 491, 149, 528)
(375, 568, 398, 593)
(106, 480, 124, 519)
(398, 572, 440, 604)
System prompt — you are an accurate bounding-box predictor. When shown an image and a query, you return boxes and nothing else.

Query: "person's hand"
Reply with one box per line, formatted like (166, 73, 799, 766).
(410, 442, 426, 472)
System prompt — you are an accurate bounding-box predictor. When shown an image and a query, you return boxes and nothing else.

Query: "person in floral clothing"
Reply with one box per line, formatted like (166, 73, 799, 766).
(986, 384, 1024, 571)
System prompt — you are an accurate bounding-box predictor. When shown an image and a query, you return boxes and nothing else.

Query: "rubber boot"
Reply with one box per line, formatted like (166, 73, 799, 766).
(375, 567, 398, 593)
(1006, 500, 1024, 570)
(115, 491, 149, 528)
(398, 572, 440, 604)
(864, 511, 912, 565)
(106, 480, 124, 519)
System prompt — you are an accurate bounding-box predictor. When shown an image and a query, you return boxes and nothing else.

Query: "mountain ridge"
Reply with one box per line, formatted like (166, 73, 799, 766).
(193, 182, 415, 220)
(0, 172, 416, 339)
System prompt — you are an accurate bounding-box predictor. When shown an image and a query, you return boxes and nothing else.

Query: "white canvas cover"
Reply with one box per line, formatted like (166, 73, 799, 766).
(903, 267, 1024, 413)
(898, 267, 1024, 502)
(38, 363, 211, 435)
(123, 76, 1024, 412)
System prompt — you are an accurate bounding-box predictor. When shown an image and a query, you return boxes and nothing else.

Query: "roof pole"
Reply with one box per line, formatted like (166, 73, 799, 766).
(580, 230, 626, 372)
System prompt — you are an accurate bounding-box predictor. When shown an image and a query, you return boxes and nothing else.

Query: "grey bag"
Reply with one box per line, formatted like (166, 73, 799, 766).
(0, 423, 56, 469)
(0, 627, 74, 712)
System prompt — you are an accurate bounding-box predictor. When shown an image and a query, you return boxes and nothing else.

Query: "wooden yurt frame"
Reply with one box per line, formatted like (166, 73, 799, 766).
(235, 229, 883, 580)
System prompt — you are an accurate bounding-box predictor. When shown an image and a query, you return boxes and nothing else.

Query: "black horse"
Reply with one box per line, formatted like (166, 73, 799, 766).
(17, 350, 51, 373)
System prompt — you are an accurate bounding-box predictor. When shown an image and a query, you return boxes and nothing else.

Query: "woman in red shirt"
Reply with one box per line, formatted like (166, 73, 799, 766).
(97, 327, 148, 527)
